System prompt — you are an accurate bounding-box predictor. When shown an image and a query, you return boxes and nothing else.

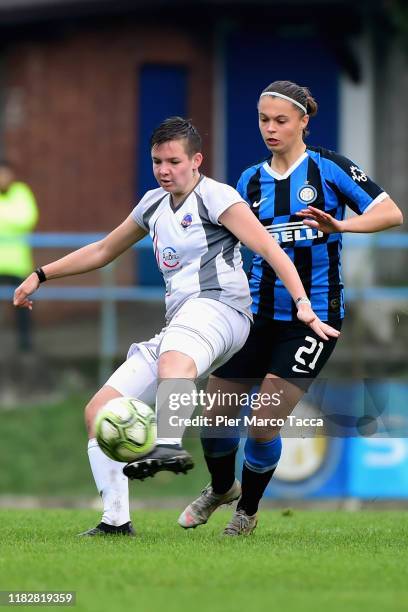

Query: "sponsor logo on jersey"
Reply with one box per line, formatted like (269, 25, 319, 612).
(264, 221, 323, 244)
(297, 184, 318, 204)
(181, 213, 193, 229)
(162, 246, 180, 268)
(350, 165, 368, 182)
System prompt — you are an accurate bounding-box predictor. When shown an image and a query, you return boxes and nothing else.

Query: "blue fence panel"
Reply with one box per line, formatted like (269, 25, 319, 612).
(225, 32, 339, 186)
(137, 64, 188, 285)
(0, 232, 407, 303)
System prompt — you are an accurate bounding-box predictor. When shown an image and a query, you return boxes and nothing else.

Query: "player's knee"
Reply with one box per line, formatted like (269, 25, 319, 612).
(158, 351, 197, 379)
(84, 396, 106, 437)
(85, 386, 125, 438)
(244, 435, 282, 472)
(84, 399, 97, 437)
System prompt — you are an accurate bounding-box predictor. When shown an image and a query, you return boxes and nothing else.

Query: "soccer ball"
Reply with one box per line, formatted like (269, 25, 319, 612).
(95, 397, 156, 462)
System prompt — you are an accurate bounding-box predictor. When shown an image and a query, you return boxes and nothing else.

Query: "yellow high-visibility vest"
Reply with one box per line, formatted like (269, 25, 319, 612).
(0, 182, 39, 277)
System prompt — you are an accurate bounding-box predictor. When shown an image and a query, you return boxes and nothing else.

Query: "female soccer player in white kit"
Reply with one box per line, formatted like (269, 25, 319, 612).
(14, 117, 339, 536)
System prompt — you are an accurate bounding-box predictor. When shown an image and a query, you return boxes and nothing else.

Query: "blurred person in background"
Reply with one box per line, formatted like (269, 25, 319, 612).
(13, 116, 339, 537)
(0, 160, 38, 352)
(177, 80, 403, 537)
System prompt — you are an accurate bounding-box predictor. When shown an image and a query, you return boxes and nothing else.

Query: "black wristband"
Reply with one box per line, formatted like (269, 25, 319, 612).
(35, 267, 47, 283)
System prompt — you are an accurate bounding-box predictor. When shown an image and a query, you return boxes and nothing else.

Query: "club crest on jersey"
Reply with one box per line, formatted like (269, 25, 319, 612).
(297, 184, 318, 204)
(181, 213, 193, 229)
(350, 165, 368, 182)
(162, 246, 180, 268)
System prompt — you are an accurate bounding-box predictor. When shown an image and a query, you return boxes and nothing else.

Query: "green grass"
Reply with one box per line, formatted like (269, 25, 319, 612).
(1, 510, 408, 612)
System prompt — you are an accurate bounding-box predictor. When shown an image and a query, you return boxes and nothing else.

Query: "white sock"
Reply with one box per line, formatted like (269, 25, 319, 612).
(155, 379, 197, 448)
(87, 438, 131, 526)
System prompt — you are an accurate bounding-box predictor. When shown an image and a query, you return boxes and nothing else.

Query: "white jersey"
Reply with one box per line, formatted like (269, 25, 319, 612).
(131, 175, 252, 322)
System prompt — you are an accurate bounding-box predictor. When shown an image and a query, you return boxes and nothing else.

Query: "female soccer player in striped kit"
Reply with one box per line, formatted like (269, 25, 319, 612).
(13, 116, 339, 536)
(178, 81, 403, 536)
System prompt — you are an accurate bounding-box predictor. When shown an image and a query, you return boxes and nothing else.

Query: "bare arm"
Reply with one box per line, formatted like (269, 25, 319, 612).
(220, 202, 309, 303)
(14, 215, 147, 309)
(41, 215, 147, 279)
(219, 202, 340, 340)
(297, 197, 403, 234)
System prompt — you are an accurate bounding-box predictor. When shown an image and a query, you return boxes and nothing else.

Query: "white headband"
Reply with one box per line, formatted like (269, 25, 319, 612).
(260, 91, 307, 114)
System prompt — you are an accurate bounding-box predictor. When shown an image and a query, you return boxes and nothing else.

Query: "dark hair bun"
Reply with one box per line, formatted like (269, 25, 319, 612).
(303, 87, 318, 117)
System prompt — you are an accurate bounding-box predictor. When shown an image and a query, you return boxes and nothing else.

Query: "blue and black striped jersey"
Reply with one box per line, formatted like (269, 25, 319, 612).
(237, 146, 387, 321)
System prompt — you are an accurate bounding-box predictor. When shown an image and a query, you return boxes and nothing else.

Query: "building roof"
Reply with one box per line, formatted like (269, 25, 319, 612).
(0, 0, 387, 31)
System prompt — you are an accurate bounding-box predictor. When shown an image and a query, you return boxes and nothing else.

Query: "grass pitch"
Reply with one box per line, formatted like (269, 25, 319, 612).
(1, 509, 407, 612)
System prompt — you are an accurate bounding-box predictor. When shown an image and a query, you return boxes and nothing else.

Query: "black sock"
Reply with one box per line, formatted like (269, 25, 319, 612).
(237, 464, 276, 516)
(204, 449, 237, 494)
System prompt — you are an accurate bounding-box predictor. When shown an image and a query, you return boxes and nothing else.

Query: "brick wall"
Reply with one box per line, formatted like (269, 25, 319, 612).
(3, 23, 214, 232)
(1, 23, 214, 325)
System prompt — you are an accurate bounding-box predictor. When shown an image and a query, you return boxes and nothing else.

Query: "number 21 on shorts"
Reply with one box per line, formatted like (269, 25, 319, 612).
(292, 336, 324, 374)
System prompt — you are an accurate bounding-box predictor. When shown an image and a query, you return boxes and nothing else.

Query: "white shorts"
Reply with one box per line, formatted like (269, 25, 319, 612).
(105, 297, 250, 403)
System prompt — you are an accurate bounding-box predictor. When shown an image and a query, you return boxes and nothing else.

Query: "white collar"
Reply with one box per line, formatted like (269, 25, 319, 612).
(262, 151, 308, 181)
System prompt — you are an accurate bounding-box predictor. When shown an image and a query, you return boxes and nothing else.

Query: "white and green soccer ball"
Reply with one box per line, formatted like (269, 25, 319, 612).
(95, 397, 157, 462)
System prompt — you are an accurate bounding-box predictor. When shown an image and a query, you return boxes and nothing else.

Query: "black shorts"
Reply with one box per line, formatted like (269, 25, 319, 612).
(213, 316, 342, 391)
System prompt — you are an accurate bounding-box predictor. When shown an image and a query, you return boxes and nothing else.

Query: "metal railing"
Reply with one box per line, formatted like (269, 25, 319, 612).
(1, 232, 407, 382)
